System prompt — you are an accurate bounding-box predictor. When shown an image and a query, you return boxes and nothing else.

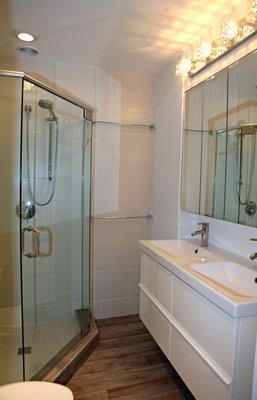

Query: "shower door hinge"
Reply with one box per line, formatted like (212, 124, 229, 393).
(17, 346, 32, 355)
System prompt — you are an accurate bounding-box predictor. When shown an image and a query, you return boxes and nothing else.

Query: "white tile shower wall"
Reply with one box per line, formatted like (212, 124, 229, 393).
(152, 61, 183, 238)
(91, 68, 154, 317)
(0, 55, 154, 319)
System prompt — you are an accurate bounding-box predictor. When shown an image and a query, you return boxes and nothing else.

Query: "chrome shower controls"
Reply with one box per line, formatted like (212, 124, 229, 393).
(24, 104, 32, 113)
(245, 201, 257, 217)
(16, 201, 36, 220)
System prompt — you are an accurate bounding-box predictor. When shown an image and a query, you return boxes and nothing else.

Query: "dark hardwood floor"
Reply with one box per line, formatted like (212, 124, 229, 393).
(67, 315, 195, 400)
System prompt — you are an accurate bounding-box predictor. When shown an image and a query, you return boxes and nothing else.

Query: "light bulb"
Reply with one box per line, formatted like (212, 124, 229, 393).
(15, 32, 37, 42)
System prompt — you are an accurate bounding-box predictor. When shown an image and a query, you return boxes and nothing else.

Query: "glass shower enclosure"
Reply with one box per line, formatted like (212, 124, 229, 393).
(0, 71, 93, 384)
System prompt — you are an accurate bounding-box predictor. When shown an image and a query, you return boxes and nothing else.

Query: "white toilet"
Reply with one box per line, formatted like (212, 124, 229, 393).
(0, 381, 73, 400)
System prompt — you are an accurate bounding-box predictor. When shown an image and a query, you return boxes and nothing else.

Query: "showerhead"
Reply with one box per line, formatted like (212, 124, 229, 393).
(38, 99, 57, 121)
(38, 99, 53, 110)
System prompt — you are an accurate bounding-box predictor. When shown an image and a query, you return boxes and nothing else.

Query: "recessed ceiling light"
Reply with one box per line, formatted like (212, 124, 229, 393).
(14, 31, 38, 42)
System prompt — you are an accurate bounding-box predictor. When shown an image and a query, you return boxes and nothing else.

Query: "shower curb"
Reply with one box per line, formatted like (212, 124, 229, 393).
(42, 316, 99, 385)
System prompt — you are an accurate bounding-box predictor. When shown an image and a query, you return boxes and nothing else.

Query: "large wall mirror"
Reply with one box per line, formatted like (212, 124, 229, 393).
(182, 51, 257, 227)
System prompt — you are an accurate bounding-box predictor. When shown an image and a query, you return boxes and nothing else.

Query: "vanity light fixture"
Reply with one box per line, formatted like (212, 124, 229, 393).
(175, 2, 257, 77)
(14, 31, 38, 42)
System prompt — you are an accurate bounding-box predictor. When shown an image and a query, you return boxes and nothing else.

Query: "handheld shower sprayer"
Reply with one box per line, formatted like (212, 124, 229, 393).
(24, 99, 59, 206)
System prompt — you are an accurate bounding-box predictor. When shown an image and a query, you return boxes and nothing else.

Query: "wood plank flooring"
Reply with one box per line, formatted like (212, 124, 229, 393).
(67, 315, 195, 400)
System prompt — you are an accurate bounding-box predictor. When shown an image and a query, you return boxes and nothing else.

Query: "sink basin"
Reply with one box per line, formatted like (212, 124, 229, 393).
(192, 262, 257, 297)
(151, 239, 212, 260)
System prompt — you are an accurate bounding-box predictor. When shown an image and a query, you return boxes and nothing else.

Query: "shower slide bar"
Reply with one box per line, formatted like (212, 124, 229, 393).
(94, 121, 155, 130)
(185, 123, 257, 135)
(92, 214, 153, 220)
(213, 123, 257, 135)
(185, 127, 238, 134)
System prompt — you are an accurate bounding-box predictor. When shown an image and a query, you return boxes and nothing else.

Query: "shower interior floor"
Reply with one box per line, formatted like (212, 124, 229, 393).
(0, 318, 82, 384)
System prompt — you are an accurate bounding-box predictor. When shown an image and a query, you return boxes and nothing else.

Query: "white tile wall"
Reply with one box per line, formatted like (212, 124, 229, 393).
(0, 55, 155, 319)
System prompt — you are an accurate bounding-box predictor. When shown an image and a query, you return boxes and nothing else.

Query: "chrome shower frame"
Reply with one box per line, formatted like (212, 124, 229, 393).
(0, 70, 94, 116)
(0, 69, 95, 382)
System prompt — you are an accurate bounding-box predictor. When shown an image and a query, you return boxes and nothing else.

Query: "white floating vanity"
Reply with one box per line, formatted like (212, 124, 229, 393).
(139, 239, 257, 400)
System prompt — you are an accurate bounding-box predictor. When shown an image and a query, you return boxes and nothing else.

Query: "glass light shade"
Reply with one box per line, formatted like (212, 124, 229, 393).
(175, 57, 192, 75)
(252, 0, 257, 13)
(239, 24, 255, 39)
(220, 20, 238, 41)
(193, 42, 212, 61)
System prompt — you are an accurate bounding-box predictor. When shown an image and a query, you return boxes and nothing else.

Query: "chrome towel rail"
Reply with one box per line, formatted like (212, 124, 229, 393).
(93, 121, 155, 130)
(92, 214, 153, 221)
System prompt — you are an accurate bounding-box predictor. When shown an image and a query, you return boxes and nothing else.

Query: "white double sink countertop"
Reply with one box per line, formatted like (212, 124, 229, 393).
(139, 238, 257, 318)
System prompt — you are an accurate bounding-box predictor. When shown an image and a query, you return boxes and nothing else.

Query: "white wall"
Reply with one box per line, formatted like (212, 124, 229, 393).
(152, 61, 183, 238)
(0, 55, 154, 319)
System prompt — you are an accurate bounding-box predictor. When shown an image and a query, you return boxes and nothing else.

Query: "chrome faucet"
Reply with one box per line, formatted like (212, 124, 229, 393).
(191, 222, 209, 247)
(249, 238, 257, 260)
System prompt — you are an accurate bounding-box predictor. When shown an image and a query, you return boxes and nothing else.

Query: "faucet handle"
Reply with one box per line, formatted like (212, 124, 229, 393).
(198, 222, 209, 227)
(250, 238, 257, 241)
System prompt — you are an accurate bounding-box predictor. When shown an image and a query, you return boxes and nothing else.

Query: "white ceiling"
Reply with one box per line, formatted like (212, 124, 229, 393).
(0, 0, 244, 75)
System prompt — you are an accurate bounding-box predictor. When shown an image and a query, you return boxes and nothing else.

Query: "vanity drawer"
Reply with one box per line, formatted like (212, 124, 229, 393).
(170, 324, 231, 400)
(139, 288, 170, 358)
(172, 277, 235, 378)
(140, 253, 172, 313)
(140, 253, 157, 295)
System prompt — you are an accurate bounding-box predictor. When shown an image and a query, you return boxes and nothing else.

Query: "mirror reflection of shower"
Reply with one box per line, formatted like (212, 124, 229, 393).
(233, 124, 256, 212)
(24, 98, 59, 206)
(213, 122, 257, 217)
(214, 123, 257, 217)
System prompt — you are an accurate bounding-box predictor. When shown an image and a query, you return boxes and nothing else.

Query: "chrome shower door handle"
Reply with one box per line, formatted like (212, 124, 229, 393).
(21, 226, 40, 258)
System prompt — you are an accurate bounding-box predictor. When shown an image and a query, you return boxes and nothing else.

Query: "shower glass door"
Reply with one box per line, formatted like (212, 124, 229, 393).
(20, 80, 91, 379)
